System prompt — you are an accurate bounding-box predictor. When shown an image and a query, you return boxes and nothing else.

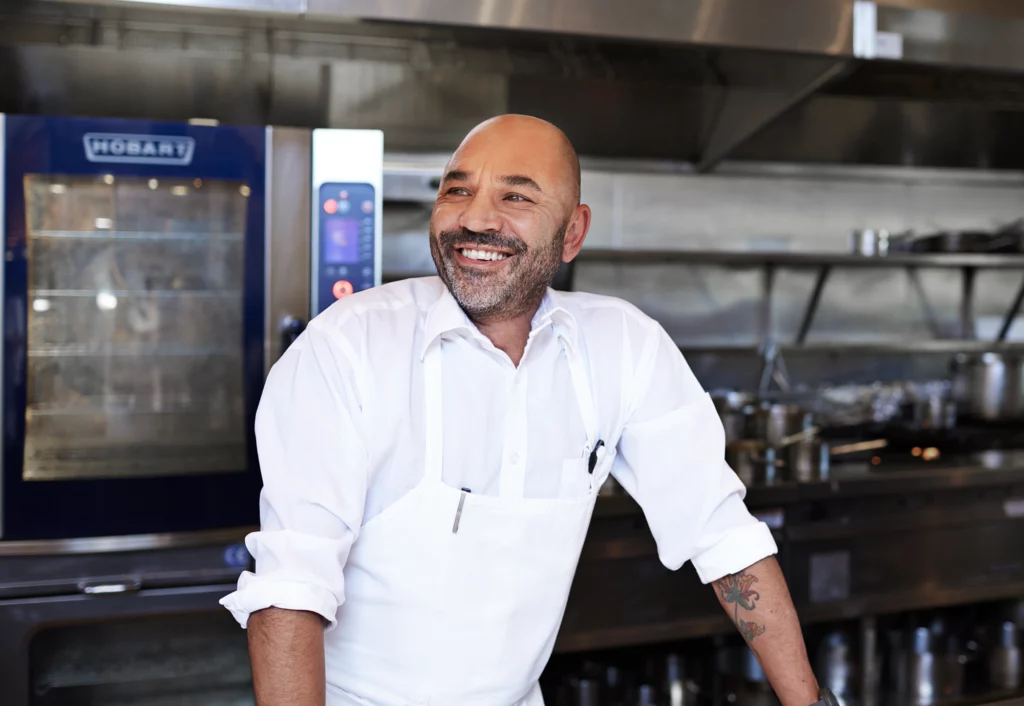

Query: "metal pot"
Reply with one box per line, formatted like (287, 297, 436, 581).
(726, 440, 761, 486)
(714, 391, 755, 444)
(989, 621, 1022, 691)
(956, 353, 1024, 421)
(788, 436, 817, 482)
(750, 402, 812, 447)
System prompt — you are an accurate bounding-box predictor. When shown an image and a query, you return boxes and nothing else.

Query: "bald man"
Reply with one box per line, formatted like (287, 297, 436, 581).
(222, 115, 830, 706)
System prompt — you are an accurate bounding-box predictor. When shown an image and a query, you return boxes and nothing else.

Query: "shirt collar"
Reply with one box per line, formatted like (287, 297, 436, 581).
(419, 285, 475, 360)
(533, 287, 580, 356)
(419, 283, 580, 360)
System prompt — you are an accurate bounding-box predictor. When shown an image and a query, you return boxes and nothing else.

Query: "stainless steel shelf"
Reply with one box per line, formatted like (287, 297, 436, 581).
(30, 230, 244, 242)
(30, 289, 242, 298)
(679, 341, 1024, 354)
(27, 344, 241, 357)
(29, 393, 215, 416)
(27, 407, 228, 418)
(382, 260, 1024, 352)
(576, 249, 1024, 269)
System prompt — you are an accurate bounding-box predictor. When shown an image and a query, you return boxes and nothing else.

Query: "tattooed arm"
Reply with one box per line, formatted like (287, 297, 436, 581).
(713, 556, 820, 706)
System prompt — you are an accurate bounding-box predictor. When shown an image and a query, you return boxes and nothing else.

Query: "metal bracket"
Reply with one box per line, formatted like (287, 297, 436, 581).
(796, 265, 832, 345)
(696, 60, 850, 173)
(961, 266, 976, 340)
(907, 267, 943, 339)
(997, 275, 1024, 342)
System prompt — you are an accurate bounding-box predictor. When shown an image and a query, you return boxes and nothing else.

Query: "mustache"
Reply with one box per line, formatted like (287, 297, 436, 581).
(437, 228, 527, 255)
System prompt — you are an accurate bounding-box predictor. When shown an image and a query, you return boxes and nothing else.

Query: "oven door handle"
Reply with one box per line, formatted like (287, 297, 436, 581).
(78, 577, 143, 595)
(280, 315, 307, 355)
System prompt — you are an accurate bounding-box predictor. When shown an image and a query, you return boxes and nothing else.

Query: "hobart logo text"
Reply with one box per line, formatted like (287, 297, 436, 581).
(83, 133, 195, 166)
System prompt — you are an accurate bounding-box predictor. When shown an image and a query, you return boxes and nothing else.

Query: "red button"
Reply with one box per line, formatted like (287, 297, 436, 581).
(332, 280, 354, 300)
(323, 199, 338, 214)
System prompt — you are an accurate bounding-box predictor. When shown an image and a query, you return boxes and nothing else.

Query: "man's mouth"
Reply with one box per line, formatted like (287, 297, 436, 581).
(455, 246, 516, 263)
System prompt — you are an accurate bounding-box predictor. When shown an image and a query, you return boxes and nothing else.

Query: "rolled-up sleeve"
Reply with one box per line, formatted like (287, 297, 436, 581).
(220, 324, 369, 630)
(612, 324, 777, 584)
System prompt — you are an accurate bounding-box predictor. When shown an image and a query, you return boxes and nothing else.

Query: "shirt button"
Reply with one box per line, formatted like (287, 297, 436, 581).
(509, 452, 520, 465)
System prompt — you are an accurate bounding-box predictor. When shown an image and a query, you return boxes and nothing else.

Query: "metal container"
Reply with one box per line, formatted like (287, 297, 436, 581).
(714, 391, 754, 444)
(636, 684, 657, 706)
(888, 629, 908, 697)
(665, 653, 691, 706)
(940, 636, 965, 701)
(818, 441, 832, 480)
(726, 440, 761, 486)
(817, 631, 853, 701)
(908, 627, 937, 705)
(762, 447, 780, 485)
(851, 229, 891, 257)
(577, 678, 599, 706)
(906, 394, 957, 430)
(958, 353, 1024, 421)
(605, 666, 626, 706)
(750, 403, 812, 447)
(989, 621, 1022, 691)
(788, 436, 817, 482)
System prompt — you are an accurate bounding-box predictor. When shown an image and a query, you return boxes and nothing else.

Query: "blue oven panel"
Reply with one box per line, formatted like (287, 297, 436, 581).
(315, 182, 376, 315)
(2, 115, 266, 540)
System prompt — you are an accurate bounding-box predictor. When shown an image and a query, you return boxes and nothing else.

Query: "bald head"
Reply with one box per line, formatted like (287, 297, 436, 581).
(430, 114, 592, 322)
(449, 115, 581, 208)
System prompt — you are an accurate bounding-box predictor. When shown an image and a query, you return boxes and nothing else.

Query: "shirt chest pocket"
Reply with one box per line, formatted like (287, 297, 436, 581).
(558, 456, 589, 498)
(558, 445, 616, 499)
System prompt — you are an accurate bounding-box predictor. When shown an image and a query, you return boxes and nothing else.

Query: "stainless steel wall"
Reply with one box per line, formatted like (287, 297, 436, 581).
(384, 157, 1024, 351)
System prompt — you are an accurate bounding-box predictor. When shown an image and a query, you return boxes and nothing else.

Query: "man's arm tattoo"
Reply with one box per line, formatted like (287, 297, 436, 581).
(714, 570, 767, 651)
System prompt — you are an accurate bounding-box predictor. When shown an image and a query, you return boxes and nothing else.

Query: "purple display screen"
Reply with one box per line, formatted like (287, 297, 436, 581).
(323, 219, 359, 264)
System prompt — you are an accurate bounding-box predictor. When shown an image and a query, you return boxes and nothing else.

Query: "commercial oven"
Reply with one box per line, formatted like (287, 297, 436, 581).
(0, 115, 383, 705)
(0, 115, 382, 540)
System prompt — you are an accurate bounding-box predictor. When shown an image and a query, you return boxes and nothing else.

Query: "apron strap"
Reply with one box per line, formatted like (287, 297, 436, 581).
(423, 338, 444, 483)
(560, 334, 601, 456)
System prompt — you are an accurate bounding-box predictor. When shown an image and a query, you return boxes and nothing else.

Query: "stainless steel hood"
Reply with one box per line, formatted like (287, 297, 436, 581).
(38, 0, 1024, 74)
(3, 0, 1024, 169)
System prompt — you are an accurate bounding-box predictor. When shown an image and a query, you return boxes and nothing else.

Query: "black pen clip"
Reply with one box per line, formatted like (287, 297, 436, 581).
(588, 440, 605, 474)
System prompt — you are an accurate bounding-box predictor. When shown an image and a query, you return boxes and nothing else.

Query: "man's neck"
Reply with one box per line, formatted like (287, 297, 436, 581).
(473, 303, 541, 367)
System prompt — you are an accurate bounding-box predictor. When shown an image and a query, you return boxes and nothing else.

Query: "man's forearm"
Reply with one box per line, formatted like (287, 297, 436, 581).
(248, 607, 326, 706)
(713, 556, 819, 706)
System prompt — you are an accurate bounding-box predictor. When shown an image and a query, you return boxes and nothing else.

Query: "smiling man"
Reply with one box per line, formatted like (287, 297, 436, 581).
(222, 115, 834, 706)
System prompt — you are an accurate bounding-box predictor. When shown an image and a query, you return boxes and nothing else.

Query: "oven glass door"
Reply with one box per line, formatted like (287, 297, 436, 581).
(23, 173, 248, 481)
(3, 116, 266, 539)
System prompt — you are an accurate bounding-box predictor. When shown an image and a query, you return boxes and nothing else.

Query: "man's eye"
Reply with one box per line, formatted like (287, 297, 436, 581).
(505, 194, 530, 203)
(446, 187, 470, 196)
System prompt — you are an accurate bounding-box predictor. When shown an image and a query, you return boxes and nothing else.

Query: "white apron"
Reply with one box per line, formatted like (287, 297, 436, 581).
(324, 332, 613, 706)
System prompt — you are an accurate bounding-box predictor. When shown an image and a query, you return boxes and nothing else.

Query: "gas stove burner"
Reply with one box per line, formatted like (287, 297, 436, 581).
(823, 421, 1024, 471)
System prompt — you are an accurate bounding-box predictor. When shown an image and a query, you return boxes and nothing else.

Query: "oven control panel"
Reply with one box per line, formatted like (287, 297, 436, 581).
(315, 182, 376, 313)
(310, 128, 383, 316)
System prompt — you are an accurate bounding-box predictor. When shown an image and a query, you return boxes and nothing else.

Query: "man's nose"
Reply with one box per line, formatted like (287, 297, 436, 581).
(458, 191, 503, 234)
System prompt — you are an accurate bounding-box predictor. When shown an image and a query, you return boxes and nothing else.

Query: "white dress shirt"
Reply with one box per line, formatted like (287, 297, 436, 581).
(222, 276, 776, 629)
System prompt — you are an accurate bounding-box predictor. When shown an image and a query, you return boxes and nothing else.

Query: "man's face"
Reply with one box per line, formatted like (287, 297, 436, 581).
(429, 118, 583, 321)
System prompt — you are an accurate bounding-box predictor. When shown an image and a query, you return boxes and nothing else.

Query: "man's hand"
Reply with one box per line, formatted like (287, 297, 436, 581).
(248, 607, 326, 706)
(712, 557, 819, 706)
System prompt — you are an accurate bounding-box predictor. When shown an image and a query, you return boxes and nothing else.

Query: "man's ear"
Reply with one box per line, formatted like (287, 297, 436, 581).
(562, 204, 592, 262)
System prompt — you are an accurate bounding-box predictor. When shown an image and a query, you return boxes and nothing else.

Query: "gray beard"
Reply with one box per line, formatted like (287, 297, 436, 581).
(430, 224, 567, 321)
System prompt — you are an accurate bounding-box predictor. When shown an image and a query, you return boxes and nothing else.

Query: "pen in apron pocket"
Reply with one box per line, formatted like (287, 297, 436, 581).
(452, 488, 471, 533)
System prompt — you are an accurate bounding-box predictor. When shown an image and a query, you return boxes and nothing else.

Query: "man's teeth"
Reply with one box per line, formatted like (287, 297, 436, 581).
(461, 248, 509, 261)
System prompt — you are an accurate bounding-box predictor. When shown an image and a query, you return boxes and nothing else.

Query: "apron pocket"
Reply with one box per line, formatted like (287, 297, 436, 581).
(559, 457, 590, 498)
